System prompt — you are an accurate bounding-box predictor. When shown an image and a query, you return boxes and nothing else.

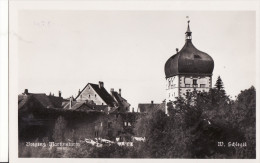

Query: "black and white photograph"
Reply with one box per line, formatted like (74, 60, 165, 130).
(6, 0, 259, 162)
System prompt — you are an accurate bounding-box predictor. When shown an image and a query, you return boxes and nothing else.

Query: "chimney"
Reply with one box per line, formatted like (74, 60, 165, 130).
(119, 89, 121, 96)
(78, 89, 81, 95)
(110, 88, 114, 94)
(176, 48, 179, 53)
(24, 89, 28, 95)
(151, 100, 154, 104)
(69, 96, 73, 109)
(99, 81, 104, 88)
(58, 91, 61, 97)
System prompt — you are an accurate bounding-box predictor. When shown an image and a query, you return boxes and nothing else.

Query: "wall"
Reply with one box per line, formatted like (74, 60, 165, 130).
(179, 75, 212, 97)
(166, 75, 179, 103)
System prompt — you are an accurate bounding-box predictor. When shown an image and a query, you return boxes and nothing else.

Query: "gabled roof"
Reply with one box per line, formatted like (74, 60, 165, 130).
(112, 91, 130, 112)
(90, 83, 116, 107)
(138, 103, 165, 113)
(18, 93, 55, 110)
(75, 83, 116, 107)
(32, 94, 55, 108)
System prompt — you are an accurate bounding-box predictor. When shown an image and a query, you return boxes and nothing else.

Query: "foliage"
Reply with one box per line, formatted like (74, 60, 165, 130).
(52, 116, 67, 142)
(134, 85, 255, 158)
(214, 76, 224, 91)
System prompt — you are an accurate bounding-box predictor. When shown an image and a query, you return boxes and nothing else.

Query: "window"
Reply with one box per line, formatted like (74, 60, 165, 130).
(95, 94, 96, 98)
(193, 79, 198, 87)
(200, 84, 206, 88)
(168, 80, 171, 89)
(88, 95, 90, 98)
(185, 84, 190, 87)
(124, 122, 127, 126)
(128, 122, 131, 126)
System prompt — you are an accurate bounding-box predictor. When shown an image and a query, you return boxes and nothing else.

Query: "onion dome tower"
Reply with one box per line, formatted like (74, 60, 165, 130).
(164, 21, 214, 106)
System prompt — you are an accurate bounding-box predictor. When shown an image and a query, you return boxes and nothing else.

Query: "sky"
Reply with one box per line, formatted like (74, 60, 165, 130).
(16, 10, 256, 109)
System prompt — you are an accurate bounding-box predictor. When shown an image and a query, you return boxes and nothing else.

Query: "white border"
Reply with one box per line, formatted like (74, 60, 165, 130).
(0, 0, 9, 162)
(9, 0, 260, 163)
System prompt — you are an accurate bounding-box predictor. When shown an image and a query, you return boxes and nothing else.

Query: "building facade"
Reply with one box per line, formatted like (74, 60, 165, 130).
(164, 21, 214, 105)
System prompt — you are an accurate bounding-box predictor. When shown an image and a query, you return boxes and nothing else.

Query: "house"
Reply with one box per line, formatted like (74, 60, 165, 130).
(137, 101, 165, 113)
(75, 81, 116, 107)
(18, 89, 65, 111)
(73, 81, 131, 112)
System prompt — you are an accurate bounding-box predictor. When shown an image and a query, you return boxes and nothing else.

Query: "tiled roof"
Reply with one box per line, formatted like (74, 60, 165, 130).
(18, 93, 64, 110)
(48, 96, 64, 108)
(31, 94, 54, 108)
(112, 91, 130, 112)
(75, 83, 116, 107)
(89, 83, 116, 107)
(18, 94, 31, 110)
(62, 100, 108, 112)
(138, 103, 165, 113)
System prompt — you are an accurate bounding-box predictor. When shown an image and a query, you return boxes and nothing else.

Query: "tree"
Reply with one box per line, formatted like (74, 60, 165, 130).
(215, 76, 224, 91)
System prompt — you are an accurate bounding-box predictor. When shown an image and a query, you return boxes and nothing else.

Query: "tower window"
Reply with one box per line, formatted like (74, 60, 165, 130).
(193, 79, 198, 87)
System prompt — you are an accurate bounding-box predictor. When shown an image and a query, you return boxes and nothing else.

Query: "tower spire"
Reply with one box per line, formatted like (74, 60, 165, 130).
(185, 20, 192, 41)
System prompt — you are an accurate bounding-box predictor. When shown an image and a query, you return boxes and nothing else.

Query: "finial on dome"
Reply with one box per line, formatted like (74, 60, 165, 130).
(185, 19, 192, 41)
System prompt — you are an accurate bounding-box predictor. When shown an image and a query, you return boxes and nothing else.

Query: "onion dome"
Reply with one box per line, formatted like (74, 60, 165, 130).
(164, 21, 214, 78)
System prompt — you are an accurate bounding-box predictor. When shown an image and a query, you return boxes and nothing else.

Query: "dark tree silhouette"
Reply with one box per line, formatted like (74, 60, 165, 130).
(215, 76, 224, 91)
